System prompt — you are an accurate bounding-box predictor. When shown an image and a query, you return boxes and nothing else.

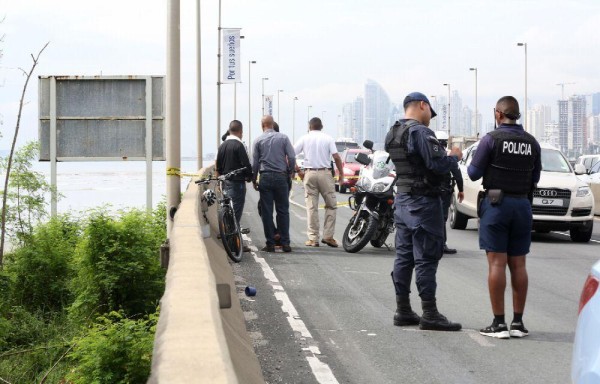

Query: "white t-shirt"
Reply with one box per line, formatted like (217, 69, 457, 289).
(294, 130, 338, 169)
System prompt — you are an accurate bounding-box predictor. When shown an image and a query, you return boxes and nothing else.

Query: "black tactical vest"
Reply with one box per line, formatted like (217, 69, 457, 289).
(482, 129, 538, 194)
(385, 120, 446, 196)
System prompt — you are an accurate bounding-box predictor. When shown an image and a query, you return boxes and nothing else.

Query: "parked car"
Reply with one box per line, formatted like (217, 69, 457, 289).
(449, 142, 595, 242)
(576, 154, 600, 173)
(335, 148, 372, 193)
(578, 160, 600, 185)
(572, 259, 600, 384)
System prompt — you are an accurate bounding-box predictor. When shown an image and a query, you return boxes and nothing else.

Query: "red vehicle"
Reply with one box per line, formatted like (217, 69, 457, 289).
(335, 148, 372, 193)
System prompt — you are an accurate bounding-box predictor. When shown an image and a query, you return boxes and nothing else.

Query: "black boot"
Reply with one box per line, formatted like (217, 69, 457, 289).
(443, 244, 457, 254)
(419, 299, 461, 331)
(394, 296, 421, 326)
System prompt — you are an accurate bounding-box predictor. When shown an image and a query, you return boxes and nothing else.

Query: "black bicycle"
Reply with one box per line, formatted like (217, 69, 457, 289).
(195, 168, 247, 262)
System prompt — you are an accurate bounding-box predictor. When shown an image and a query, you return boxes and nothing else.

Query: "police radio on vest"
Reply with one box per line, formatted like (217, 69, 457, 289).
(502, 141, 532, 155)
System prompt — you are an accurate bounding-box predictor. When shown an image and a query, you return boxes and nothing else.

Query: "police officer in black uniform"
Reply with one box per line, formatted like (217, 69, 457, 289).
(434, 131, 464, 254)
(467, 96, 541, 339)
(385, 92, 463, 331)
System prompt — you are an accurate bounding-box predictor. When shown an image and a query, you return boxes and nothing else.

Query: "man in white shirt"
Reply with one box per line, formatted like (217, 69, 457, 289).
(294, 117, 344, 247)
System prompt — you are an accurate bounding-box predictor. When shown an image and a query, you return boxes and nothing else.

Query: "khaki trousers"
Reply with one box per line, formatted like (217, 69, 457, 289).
(304, 169, 337, 241)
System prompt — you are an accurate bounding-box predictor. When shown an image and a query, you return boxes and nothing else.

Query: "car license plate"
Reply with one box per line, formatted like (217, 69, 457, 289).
(532, 197, 563, 207)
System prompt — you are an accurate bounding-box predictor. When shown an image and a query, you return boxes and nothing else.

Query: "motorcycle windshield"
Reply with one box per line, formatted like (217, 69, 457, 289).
(370, 151, 392, 179)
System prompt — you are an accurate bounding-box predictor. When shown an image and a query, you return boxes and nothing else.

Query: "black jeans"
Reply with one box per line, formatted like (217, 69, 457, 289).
(223, 180, 247, 225)
(258, 172, 290, 246)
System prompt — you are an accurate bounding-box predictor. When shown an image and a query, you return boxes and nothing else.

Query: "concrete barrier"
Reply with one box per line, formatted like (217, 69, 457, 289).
(149, 167, 264, 384)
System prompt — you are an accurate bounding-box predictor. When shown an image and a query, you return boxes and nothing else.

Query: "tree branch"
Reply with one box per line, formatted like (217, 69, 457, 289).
(0, 42, 49, 266)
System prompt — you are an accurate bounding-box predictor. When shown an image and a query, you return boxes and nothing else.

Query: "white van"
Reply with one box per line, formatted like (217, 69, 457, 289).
(449, 142, 595, 242)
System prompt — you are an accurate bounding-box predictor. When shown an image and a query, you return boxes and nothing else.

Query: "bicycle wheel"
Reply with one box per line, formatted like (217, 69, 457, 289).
(218, 204, 243, 262)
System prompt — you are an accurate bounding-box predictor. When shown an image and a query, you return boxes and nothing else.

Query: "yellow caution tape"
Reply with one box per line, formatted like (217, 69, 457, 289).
(166, 167, 181, 176)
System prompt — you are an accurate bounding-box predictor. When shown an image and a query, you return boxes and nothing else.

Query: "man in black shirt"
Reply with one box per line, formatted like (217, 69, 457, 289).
(216, 120, 252, 228)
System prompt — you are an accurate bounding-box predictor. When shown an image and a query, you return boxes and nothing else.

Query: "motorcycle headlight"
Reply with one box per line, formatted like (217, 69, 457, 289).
(576, 186, 591, 197)
(358, 178, 372, 191)
(372, 182, 386, 193)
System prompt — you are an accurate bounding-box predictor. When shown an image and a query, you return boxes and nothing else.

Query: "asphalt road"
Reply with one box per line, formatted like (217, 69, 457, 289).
(232, 181, 600, 384)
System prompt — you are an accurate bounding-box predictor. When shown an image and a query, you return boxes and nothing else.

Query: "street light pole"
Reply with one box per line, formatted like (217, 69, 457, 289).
(517, 42, 528, 131)
(470, 67, 478, 135)
(216, 0, 222, 150)
(248, 60, 256, 155)
(261, 77, 269, 115)
(307, 105, 312, 125)
(277, 89, 284, 122)
(443, 83, 451, 136)
(293, 96, 298, 143)
(196, 0, 203, 170)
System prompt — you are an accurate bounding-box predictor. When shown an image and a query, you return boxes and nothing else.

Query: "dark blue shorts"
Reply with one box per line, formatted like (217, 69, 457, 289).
(479, 196, 532, 256)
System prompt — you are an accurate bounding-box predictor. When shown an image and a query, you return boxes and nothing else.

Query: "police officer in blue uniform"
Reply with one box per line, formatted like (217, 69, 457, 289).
(385, 92, 463, 331)
(468, 96, 541, 339)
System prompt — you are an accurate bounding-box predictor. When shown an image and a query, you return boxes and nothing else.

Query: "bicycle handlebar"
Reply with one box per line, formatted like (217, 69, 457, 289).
(194, 167, 247, 185)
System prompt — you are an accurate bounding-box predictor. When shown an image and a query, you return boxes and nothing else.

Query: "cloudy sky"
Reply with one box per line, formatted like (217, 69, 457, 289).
(1, 0, 599, 156)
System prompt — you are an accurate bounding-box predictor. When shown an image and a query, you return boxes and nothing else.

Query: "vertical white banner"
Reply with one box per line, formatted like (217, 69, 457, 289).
(222, 28, 241, 84)
(264, 95, 273, 116)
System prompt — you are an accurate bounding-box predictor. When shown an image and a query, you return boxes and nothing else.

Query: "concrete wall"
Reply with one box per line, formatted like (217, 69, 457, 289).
(149, 167, 264, 384)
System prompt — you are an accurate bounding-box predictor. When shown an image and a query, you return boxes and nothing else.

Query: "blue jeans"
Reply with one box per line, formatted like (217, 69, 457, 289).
(258, 172, 290, 246)
(223, 180, 247, 225)
(392, 194, 445, 301)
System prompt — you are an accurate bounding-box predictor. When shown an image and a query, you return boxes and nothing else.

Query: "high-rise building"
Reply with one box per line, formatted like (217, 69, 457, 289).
(528, 104, 552, 141)
(558, 100, 569, 154)
(558, 96, 587, 157)
(364, 79, 391, 145)
(341, 102, 353, 138)
(588, 115, 600, 145)
(592, 92, 600, 116)
(450, 91, 462, 136)
(340, 97, 364, 143)
(544, 122, 559, 147)
(353, 97, 364, 144)
(461, 106, 473, 137)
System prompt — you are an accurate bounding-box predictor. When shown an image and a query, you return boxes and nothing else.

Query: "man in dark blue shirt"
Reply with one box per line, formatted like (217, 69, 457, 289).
(252, 115, 296, 253)
(468, 96, 541, 339)
(385, 92, 463, 332)
(216, 120, 252, 229)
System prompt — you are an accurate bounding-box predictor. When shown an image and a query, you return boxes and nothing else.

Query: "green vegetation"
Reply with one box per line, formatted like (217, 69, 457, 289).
(0, 204, 166, 382)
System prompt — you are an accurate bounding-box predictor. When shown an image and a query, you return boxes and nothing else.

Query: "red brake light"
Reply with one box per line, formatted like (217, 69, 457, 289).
(578, 274, 599, 315)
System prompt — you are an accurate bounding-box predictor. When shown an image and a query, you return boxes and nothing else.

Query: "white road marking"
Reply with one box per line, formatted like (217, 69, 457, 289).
(467, 330, 495, 347)
(246, 234, 339, 384)
(554, 231, 600, 244)
(344, 271, 381, 275)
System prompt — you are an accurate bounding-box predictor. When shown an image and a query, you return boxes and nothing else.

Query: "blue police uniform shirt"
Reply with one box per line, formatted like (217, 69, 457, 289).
(407, 125, 459, 174)
(467, 124, 541, 184)
(397, 122, 459, 203)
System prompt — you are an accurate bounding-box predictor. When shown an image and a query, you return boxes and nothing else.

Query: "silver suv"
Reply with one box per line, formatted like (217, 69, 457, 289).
(449, 142, 595, 242)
